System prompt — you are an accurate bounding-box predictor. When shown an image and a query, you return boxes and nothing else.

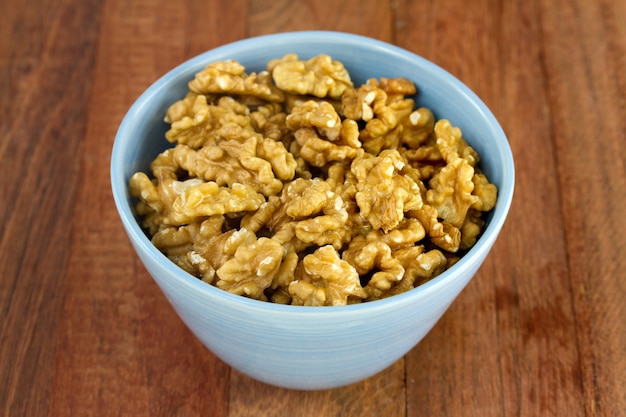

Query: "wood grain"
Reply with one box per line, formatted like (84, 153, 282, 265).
(46, 1, 243, 415)
(539, 1, 626, 415)
(1, 0, 624, 416)
(0, 1, 103, 416)
(248, 0, 395, 42)
(229, 362, 405, 417)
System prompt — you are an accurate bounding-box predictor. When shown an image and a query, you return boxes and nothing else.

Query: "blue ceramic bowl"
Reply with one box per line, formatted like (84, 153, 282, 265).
(111, 31, 514, 390)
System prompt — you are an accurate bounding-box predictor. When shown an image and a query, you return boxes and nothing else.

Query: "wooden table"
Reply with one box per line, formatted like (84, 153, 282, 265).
(2, 0, 624, 415)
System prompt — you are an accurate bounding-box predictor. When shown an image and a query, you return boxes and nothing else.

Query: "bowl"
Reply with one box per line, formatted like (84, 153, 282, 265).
(110, 31, 515, 390)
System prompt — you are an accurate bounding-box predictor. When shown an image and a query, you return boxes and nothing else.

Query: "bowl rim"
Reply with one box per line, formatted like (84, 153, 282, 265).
(110, 30, 515, 315)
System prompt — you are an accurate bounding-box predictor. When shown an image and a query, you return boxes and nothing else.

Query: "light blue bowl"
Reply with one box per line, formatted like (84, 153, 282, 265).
(111, 31, 514, 390)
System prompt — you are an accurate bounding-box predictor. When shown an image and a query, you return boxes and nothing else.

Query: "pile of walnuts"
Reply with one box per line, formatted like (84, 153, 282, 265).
(129, 54, 497, 306)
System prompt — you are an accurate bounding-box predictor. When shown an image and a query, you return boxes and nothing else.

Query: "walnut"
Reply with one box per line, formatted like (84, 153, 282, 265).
(130, 172, 265, 227)
(249, 103, 290, 141)
(282, 178, 332, 217)
(256, 137, 298, 181)
(378, 77, 417, 97)
(426, 157, 479, 228)
(325, 164, 359, 215)
(171, 181, 265, 224)
(400, 107, 436, 149)
(471, 171, 498, 212)
(401, 247, 448, 286)
(241, 182, 316, 252)
(460, 209, 485, 250)
(392, 245, 424, 270)
(286, 100, 342, 141)
(240, 195, 284, 233)
(294, 127, 363, 167)
(203, 222, 255, 259)
(282, 93, 343, 116)
(362, 97, 415, 154)
(289, 246, 366, 306)
(129, 173, 194, 227)
(325, 163, 349, 192)
(417, 249, 448, 283)
(189, 60, 285, 102)
(337, 118, 361, 148)
(342, 81, 385, 122)
(434, 119, 479, 166)
(129, 172, 164, 234)
(269, 54, 353, 99)
(271, 222, 312, 257)
(151, 223, 200, 276)
(244, 179, 352, 253)
(149, 147, 184, 182)
(409, 204, 461, 253)
(268, 252, 299, 303)
(148, 217, 260, 286)
(366, 218, 426, 250)
(342, 78, 415, 154)
(164, 94, 253, 148)
(215, 236, 284, 300)
(351, 150, 423, 232)
(193, 224, 257, 284)
(282, 178, 351, 250)
(342, 236, 405, 299)
(400, 139, 444, 166)
(326, 163, 373, 236)
(172, 138, 288, 197)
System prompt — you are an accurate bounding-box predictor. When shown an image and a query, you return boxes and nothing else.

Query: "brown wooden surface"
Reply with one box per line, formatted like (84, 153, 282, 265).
(1, 0, 624, 416)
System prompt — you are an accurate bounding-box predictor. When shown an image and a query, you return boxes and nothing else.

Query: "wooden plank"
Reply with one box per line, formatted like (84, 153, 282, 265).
(0, 1, 103, 416)
(397, 0, 587, 415)
(248, 0, 395, 42)
(47, 1, 245, 416)
(228, 362, 405, 417)
(538, 0, 626, 415)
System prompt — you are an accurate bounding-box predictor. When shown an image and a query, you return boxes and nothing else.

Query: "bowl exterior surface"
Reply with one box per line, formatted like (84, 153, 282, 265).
(111, 31, 514, 389)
